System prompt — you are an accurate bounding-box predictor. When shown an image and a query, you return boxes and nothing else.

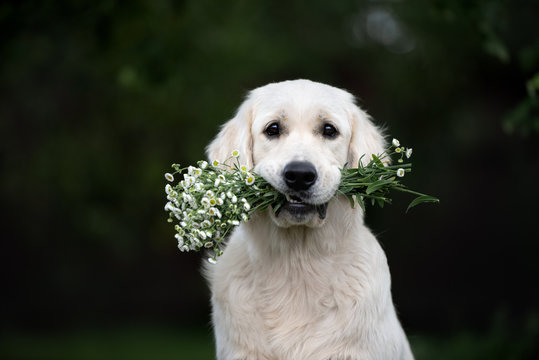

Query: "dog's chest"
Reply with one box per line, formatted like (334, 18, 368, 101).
(252, 258, 367, 351)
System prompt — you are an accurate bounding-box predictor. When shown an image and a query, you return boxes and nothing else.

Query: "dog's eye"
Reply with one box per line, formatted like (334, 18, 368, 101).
(322, 123, 338, 138)
(264, 122, 280, 137)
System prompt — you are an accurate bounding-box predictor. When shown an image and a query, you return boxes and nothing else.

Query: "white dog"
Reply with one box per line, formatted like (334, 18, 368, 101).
(205, 79, 414, 360)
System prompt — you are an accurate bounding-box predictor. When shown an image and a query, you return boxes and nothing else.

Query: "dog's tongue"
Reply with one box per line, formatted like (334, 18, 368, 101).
(316, 203, 328, 219)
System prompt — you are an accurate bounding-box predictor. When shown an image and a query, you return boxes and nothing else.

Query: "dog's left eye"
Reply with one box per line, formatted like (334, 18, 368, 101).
(322, 124, 338, 138)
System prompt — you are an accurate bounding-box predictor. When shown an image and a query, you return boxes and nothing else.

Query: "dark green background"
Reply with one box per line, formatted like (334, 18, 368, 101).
(2, 0, 538, 359)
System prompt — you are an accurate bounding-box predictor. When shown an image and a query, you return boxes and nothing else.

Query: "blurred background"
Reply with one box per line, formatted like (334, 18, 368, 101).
(1, 0, 538, 359)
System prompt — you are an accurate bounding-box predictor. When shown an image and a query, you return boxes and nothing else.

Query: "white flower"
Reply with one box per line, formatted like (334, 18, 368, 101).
(204, 241, 214, 248)
(231, 149, 240, 157)
(206, 190, 215, 198)
(214, 178, 221, 187)
(231, 220, 240, 226)
(165, 184, 173, 194)
(406, 148, 413, 159)
(392, 138, 400, 147)
(395, 147, 402, 153)
(241, 213, 249, 222)
(183, 175, 195, 186)
(208, 207, 222, 218)
(231, 195, 237, 203)
(397, 168, 405, 177)
(245, 173, 255, 185)
(164, 202, 175, 212)
(201, 220, 211, 228)
(165, 173, 174, 182)
(208, 257, 217, 264)
(240, 165, 248, 173)
(216, 198, 224, 206)
(243, 202, 251, 211)
(212, 160, 220, 167)
(226, 191, 233, 199)
(199, 161, 208, 169)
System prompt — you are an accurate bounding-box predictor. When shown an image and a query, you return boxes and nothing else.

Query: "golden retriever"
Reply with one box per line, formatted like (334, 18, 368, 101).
(205, 79, 414, 360)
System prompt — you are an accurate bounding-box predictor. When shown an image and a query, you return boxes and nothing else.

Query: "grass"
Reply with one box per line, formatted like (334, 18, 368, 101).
(1, 324, 537, 360)
(0, 326, 215, 360)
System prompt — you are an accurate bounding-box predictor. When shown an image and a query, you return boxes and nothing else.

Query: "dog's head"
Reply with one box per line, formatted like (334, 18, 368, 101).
(207, 79, 384, 228)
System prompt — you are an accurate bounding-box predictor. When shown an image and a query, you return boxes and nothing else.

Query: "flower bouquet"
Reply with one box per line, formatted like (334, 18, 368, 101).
(164, 139, 438, 263)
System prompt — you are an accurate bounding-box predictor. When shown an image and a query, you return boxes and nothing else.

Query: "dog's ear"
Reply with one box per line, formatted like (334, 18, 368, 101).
(347, 104, 386, 168)
(206, 96, 254, 168)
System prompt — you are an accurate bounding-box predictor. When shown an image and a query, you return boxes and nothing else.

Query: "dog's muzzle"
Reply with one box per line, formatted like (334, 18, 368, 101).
(275, 161, 328, 219)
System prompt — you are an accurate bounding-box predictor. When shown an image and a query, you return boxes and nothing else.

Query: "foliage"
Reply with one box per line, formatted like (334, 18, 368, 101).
(164, 141, 438, 262)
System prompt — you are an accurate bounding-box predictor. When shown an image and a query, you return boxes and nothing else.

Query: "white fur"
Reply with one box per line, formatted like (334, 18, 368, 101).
(205, 80, 414, 360)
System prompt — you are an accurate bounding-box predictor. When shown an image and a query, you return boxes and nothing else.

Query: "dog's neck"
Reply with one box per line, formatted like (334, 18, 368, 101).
(242, 196, 366, 262)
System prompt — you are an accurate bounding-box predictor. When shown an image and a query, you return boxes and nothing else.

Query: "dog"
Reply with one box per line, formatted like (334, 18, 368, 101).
(204, 79, 414, 360)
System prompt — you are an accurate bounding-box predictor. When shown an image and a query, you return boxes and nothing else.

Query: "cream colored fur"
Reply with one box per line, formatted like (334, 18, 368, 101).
(205, 79, 414, 360)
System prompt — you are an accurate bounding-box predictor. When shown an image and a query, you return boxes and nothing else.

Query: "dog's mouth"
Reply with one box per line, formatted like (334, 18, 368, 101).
(275, 194, 328, 219)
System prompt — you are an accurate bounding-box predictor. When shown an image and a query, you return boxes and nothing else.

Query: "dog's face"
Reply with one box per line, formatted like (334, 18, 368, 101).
(207, 80, 384, 228)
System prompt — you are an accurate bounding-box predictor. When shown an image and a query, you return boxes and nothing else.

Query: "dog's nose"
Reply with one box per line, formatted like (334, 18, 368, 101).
(283, 161, 317, 191)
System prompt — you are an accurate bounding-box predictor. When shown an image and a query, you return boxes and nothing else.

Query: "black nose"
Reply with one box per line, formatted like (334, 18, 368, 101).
(283, 161, 317, 191)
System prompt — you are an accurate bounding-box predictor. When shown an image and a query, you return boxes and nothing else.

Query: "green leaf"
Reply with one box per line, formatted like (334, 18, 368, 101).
(356, 195, 366, 212)
(366, 179, 394, 195)
(346, 195, 355, 209)
(371, 154, 385, 168)
(406, 195, 440, 213)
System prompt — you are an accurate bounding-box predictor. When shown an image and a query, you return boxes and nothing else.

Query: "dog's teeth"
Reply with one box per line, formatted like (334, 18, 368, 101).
(285, 194, 303, 203)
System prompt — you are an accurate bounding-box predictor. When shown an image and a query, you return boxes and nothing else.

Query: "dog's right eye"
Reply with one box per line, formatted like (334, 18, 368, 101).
(264, 123, 280, 137)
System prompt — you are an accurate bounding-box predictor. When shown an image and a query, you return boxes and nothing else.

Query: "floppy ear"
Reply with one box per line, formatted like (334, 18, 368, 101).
(206, 96, 254, 168)
(347, 104, 386, 168)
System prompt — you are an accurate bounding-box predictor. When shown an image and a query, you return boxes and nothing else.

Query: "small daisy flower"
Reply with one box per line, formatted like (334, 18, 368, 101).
(165, 173, 174, 182)
(392, 138, 400, 147)
(231, 195, 237, 203)
(231, 149, 240, 157)
(240, 165, 248, 172)
(245, 173, 255, 185)
(406, 148, 413, 159)
(241, 213, 249, 222)
(208, 207, 221, 218)
(212, 160, 220, 167)
(208, 257, 217, 264)
(397, 168, 405, 177)
(204, 241, 214, 248)
(201, 220, 211, 228)
(199, 161, 208, 169)
(395, 147, 402, 153)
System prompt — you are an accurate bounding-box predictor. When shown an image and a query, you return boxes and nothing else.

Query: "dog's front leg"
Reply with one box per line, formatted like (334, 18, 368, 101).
(211, 295, 272, 360)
